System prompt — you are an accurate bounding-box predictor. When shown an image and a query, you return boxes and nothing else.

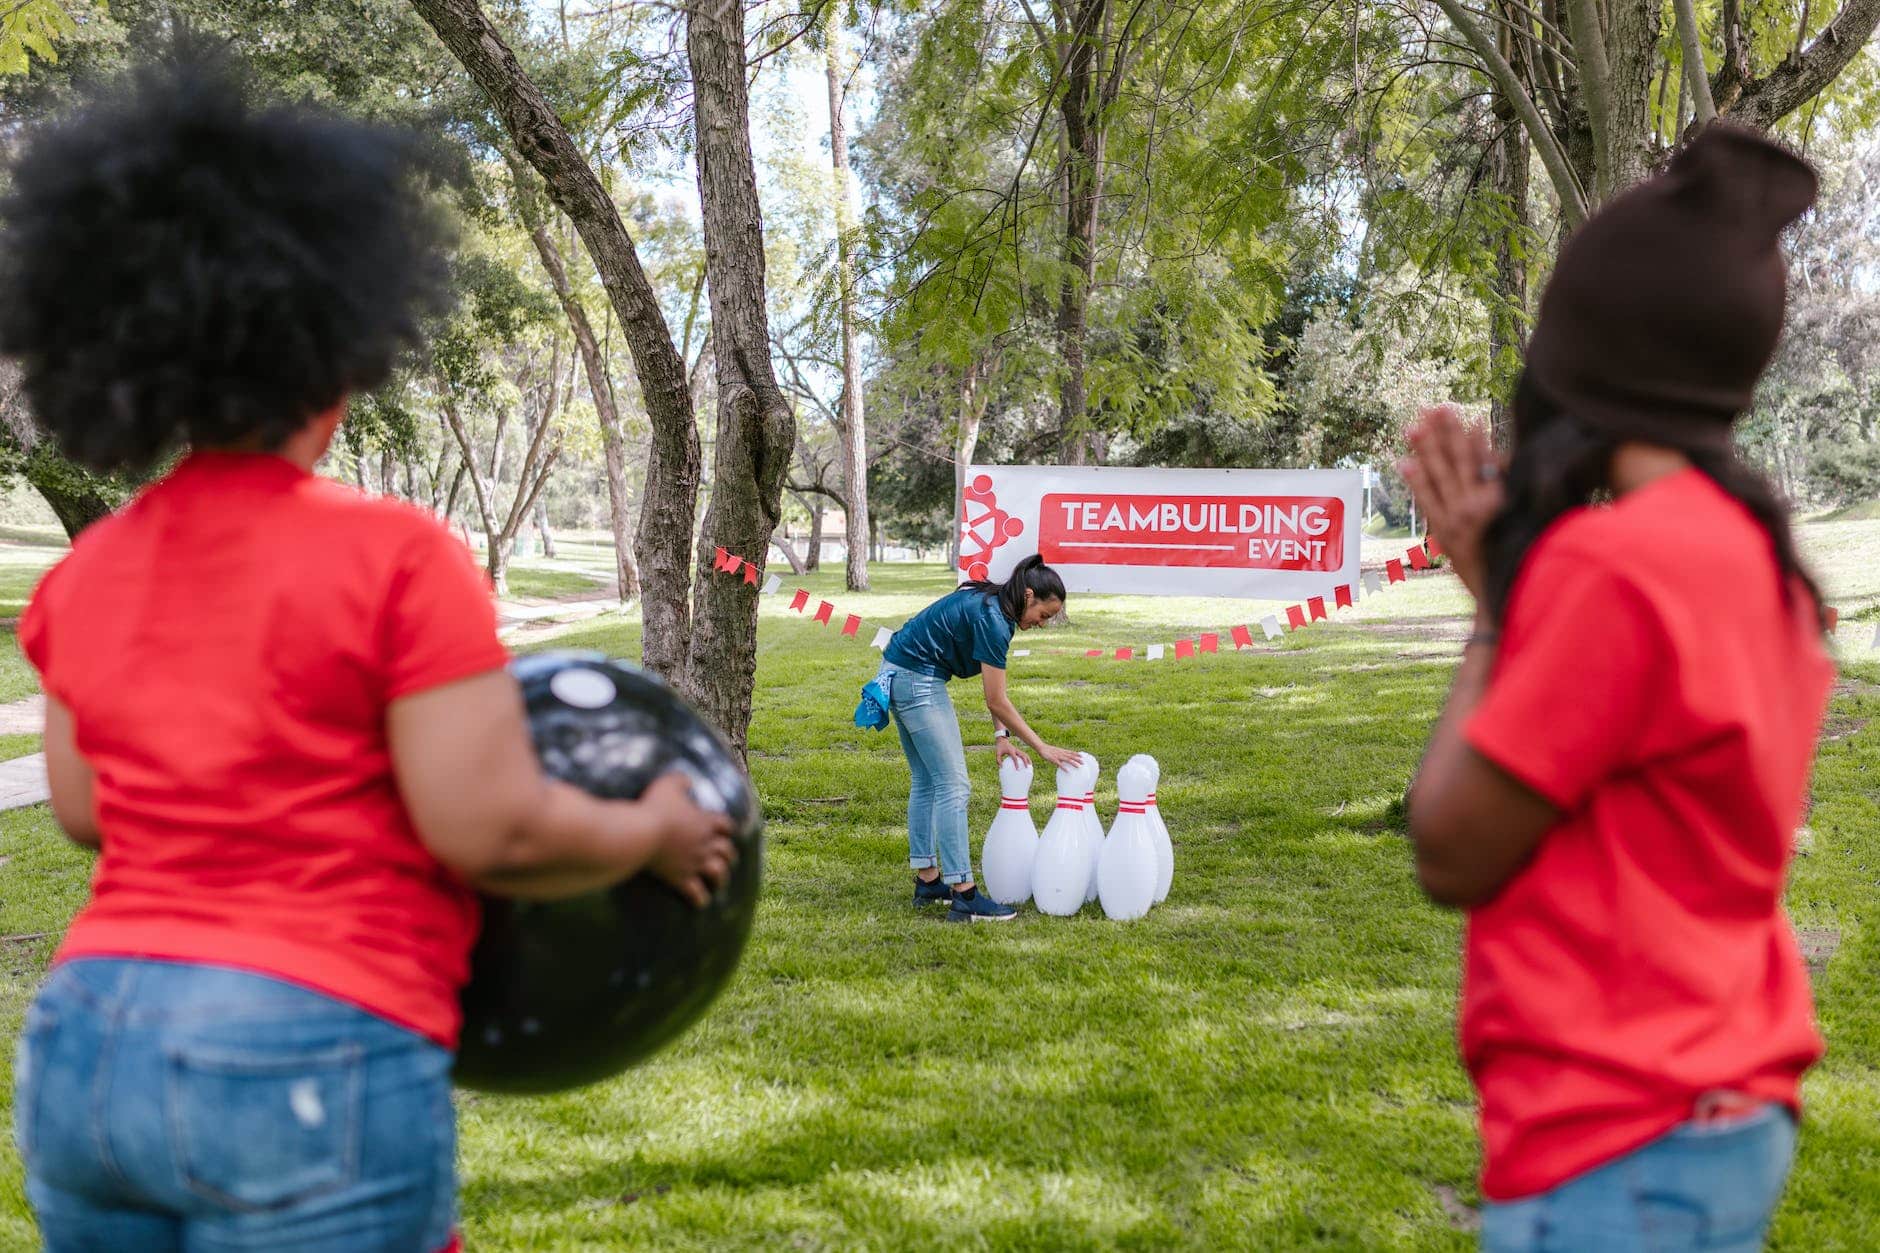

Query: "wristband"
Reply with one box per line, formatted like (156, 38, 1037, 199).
(995, 729, 1010, 739)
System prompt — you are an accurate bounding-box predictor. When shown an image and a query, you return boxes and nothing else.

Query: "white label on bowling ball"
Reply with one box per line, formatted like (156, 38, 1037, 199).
(550, 668, 617, 710)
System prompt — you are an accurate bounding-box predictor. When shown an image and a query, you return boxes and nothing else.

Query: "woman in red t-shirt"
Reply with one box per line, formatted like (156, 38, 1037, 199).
(1401, 127, 1832, 1249)
(3, 43, 736, 1253)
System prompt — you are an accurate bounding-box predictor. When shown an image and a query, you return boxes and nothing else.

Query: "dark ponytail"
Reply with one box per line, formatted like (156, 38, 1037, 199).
(1483, 371, 1825, 630)
(964, 554, 1066, 622)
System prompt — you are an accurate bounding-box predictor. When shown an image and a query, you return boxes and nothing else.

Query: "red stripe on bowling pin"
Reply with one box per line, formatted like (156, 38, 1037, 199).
(1118, 803, 1147, 814)
(1000, 800, 1029, 810)
(1056, 798, 1084, 810)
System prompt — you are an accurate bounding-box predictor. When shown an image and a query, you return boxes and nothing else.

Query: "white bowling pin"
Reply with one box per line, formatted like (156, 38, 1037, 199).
(1098, 760, 1158, 920)
(981, 757, 1040, 906)
(1078, 755, 1103, 903)
(1032, 763, 1089, 917)
(1133, 754, 1173, 904)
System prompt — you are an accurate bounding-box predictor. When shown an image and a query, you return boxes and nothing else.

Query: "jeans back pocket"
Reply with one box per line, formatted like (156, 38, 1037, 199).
(165, 1039, 363, 1212)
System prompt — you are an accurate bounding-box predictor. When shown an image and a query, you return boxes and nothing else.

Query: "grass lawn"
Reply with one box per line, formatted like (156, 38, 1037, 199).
(503, 563, 612, 602)
(3, 533, 1880, 1248)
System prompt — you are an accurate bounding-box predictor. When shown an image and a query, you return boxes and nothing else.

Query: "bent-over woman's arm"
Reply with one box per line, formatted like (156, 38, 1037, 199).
(981, 666, 1080, 770)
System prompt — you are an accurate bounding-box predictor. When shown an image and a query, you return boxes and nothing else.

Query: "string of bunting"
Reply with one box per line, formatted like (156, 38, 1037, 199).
(711, 541, 1859, 658)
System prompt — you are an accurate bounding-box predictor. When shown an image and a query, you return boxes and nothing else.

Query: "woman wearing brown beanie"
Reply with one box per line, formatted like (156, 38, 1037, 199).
(1401, 124, 1831, 1250)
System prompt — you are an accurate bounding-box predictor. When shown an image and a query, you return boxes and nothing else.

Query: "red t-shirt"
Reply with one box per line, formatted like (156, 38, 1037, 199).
(20, 451, 511, 1047)
(1462, 468, 1831, 1200)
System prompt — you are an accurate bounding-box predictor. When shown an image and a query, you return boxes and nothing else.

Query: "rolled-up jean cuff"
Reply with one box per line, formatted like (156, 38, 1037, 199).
(909, 856, 937, 870)
(942, 870, 971, 885)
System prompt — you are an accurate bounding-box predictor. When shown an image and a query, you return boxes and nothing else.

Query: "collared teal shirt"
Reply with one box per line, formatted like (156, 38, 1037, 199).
(883, 588, 1014, 680)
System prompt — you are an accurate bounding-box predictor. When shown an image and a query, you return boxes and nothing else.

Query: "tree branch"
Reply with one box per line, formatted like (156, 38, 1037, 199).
(1432, 0, 1589, 225)
(1561, 0, 1615, 199)
(1726, 0, 1880, 132)
(439, 390, 498, 541)
(1671, 0, 1718, 122)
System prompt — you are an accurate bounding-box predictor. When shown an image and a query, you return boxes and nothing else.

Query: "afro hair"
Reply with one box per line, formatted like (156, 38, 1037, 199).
(0, 33, 454, 473)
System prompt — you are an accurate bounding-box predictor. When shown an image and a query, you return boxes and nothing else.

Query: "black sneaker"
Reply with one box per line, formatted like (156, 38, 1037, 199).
(912, 874, 951, 906)
(945, 887, 1017, 923)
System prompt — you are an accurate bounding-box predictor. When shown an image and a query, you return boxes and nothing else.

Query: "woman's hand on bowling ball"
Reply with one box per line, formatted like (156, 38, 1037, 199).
(1398, 403, 1504, 603)
(1039, 744, 1083, 771)
(642, 774, 739, 908)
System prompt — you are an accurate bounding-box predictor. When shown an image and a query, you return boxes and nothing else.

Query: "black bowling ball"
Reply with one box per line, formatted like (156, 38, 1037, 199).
(453, 652, 764, 1095)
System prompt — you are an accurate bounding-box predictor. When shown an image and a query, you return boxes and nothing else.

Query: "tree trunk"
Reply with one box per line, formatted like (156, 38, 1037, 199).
(773, 534, 806, 576)
(1602, 0, 1663, 198)
(1487, 5, 1531, 448)
(683, 0, 797, 758)
(411, 0, 697, 681)
(1055, 1, 1109, 464)
(803, 495, 823, 571)
(23, 450, 120, 538)
(441, 392, 508, 595)
(534, 498, 556, 559)
(510, 161, 643, 603)
(601, 431, 639, 600)
(951, 357, 987, 570)
(824, 8, 871, 592)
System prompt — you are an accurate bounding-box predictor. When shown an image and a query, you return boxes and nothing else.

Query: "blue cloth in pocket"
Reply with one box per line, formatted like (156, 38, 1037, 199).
(854, 676, 891, 731)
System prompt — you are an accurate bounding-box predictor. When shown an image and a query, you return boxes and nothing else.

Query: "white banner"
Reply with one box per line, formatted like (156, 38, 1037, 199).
(960, 465, 1362, 600)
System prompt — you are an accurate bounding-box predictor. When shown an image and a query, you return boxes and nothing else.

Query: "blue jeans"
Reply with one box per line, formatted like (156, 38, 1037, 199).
(1481, 1103, 1797, 1252)
(14, 958, 457, 1252)
(883, 663, 972, 884)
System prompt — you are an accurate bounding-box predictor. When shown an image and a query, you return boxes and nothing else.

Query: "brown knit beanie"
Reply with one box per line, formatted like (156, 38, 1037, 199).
(1523, 122, 1818, 448)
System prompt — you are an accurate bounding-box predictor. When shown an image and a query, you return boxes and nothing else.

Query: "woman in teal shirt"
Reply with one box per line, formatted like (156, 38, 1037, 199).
(878, 556, 1083, 922)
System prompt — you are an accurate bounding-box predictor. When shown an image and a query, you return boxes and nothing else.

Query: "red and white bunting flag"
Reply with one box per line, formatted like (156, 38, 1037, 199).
(814, 601, 834, 624)
(1260, 614, 1283, 640)
(1115, 647, 1134, 661)
(1362, 570, 1384, 595)
(1407, 544, 1431, 571)
(841, 614, 861, 637)
(790, 589, 809, 612)
(1147, 644, 1165, 661)
(1199, 632, 1220, 653)
(1386, 559, 1407, 584)
(1175, 638, 1196, 659)
(762, 573, 782, 596)
(1308, 596, 1327, 621)
(1285, 604, 1307, 630)
(1231, 624, 1253, 649)
(743, 562, 759, 586)
(1334, 584, 1354, 609)
(1085, 648, 1103, 659)
(1427, 535, 1445, 557)
(871, 626, 892, 650)
(713, 546, 733, 571)
(1826, 607, 1839, 634)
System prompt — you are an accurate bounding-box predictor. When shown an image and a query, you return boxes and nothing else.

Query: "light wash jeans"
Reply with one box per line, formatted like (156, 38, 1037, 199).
(881, 662, 973, 884)
(1481, 1102, 1797, 1252)
(15, 958, 457, 1252)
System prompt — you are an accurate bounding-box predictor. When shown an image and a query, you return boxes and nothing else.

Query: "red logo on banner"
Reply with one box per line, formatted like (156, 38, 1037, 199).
(959, 475, 1026, 582)
(1037, 494, 1344, 572)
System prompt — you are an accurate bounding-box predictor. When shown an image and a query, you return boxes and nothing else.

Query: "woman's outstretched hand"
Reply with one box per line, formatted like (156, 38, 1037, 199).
(995, 738, 1030, 768)
(1038, 744, 1084, 771)
(1398, 403, 1505, 603)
